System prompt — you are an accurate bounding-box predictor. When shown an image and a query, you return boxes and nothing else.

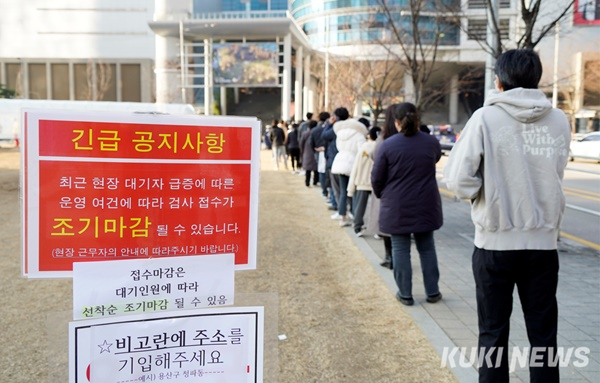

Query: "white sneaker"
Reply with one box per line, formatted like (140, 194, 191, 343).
(330, 212, 341, 220)
(347, 211, 354, 220)
(339, 219, 351, 227)
(356, 230, 366, 237)
(374, 234, 381, 239)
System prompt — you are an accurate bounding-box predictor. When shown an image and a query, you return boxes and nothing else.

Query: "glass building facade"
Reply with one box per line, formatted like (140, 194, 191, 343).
(291, 0, 461, 48)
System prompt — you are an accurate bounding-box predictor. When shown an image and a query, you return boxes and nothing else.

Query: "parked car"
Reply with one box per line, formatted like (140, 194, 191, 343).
(429, 125, 457, 154)
(569, 131, 600, 162)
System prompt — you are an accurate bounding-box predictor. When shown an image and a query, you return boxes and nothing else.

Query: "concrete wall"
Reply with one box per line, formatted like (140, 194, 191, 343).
(0, 0, 155, 60)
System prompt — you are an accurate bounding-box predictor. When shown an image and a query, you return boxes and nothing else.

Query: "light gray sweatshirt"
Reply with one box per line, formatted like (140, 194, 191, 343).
(443, 88, 571, 250)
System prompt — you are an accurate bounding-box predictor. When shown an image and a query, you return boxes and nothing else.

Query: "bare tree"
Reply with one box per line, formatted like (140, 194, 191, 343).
(375, 0, 461, 113)
(459, 0, 576, 58)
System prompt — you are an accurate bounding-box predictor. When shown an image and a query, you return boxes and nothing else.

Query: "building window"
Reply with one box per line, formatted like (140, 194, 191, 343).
(51, 64, 70, 100)
(468, 0, 511, 8)
(97, 63, 117, 101)
(468, 19, 509, 40)
(121, 64, 141, 102)
(6, 64, 22, 97)
(74, 63, 91, 100)
(28, 63, 48, 99)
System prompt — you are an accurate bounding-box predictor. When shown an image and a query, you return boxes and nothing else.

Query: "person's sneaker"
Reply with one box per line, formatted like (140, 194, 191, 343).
(356, 230, 366, 237)
(373, 234, 382, 239)
(395, 292, 414, 306)
(327, 205, 337, 211)
(426, 293, 443, 303)
(330, 212, 341, 220)
(380, 260, 393, 269)
(339, 220, 351, 227)
(347, 211, 354, 220)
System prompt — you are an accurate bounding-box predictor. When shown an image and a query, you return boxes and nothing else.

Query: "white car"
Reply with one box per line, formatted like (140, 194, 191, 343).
(569, 132, 600, 162)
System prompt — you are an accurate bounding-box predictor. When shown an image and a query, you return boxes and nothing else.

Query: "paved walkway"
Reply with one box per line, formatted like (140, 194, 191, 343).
(307, 169, 600, 382)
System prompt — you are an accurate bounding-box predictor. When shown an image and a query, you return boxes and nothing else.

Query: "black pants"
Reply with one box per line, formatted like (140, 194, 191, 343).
(305, 170, 318, 187)
(288, 148, 301, 170)
(473, 247, 559, 383)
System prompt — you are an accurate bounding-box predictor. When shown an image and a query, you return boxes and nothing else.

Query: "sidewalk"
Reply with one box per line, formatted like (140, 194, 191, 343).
(327, 168, 600, 382)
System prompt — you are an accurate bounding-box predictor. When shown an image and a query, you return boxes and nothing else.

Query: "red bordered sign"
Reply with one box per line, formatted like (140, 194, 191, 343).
(22, 110, 261, 278)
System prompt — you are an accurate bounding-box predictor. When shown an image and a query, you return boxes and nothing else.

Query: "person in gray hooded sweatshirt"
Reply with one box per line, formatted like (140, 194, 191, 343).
(443, 49, 571, 383)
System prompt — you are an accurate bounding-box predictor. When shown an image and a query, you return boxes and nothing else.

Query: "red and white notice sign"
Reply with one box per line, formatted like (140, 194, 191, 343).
(22, 110, 261, 278)
(69, 306, 264, 383)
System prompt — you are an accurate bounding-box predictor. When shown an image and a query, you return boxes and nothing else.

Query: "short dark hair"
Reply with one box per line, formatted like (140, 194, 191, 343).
(309, 120, 318, 128)
(494, 49, 542, 91)
(318, 111, 331, 122)
(393, 102, 419, 137)
(333, 107, 349, 121)
(358, 117, 370, 128)
(306, 112, 313, 120)
(368, 126, 381, 141)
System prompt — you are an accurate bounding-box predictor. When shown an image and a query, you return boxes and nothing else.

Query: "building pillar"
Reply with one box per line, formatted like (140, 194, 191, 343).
(449, 74, 459, 125)
(403, 73, 415, 103)
(281, 34, 292, 122)
(303, 54, 311, 118)
(155, 35, 182, 103)
(204, 38, 212, 115)
(294, 46, 303, 122)
(220, 86, 227, 115)
(154, 0, 191, 104)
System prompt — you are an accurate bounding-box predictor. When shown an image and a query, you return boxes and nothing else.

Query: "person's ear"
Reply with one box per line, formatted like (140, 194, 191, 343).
(394, 120, 402, 132)
(494, 75, 504, 92)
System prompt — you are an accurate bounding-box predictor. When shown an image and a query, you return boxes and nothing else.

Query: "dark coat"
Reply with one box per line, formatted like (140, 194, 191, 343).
(286, 128, 300, 150)
(371, 131, 443, 235)
(270, 126, 285, 146)
(300, 129, 318, 171)
(320, 121, 338, 169)
(311, 122, 325, 149)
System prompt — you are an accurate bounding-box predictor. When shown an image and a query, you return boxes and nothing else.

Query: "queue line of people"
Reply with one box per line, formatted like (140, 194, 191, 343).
(266, 104, 444, 310)
(266, 49, 569, 382)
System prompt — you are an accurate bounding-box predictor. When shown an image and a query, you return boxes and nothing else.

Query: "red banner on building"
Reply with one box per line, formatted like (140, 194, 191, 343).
(22, 110, 261, 278)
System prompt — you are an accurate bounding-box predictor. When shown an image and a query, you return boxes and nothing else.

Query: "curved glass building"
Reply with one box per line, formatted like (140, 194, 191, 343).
(291, 0, 460, 50)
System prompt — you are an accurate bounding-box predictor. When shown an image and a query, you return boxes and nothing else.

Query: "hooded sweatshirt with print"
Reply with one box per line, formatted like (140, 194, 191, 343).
(443, 88, 571, 251)
(331, 119, 368, 176)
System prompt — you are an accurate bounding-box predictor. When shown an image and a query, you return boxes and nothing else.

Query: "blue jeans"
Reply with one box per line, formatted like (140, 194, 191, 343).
(391, 231, 440, 299)
(319, 172, 328, 196)
(337, 174, 350, 216)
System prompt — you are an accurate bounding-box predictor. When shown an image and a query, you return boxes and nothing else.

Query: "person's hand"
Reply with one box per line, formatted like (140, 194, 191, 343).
(315, 146, 324, 152)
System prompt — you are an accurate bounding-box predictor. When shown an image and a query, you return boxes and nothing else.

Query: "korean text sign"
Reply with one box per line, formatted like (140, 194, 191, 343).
(69, 307, 264, 383)
(22, 110, 260, 278)
(72, 254, 235, 320)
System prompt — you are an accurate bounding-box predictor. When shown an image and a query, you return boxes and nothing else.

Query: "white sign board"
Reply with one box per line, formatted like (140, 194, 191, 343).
(73, 254, 235, 320)
(69, 307, 264, 383)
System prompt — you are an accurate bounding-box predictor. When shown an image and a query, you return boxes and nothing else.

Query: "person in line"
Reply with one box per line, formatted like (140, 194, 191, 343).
(367, 104, 398, 269)
(320, 114, 339, 215)
(443, 49, 570, 383)
(331, 107, 368, 227)
(311, 111, 331, 200)
(269, 120, 286, 170)
(298, 112, 314, 142)
(371, 102, 443, 306)
(347, 126, 380, 236)
(300, 120, 319, 187)
(286, 123, 301, 174)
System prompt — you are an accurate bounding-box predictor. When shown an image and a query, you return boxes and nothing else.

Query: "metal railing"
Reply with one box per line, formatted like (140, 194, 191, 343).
(192, 10, 288, 20)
